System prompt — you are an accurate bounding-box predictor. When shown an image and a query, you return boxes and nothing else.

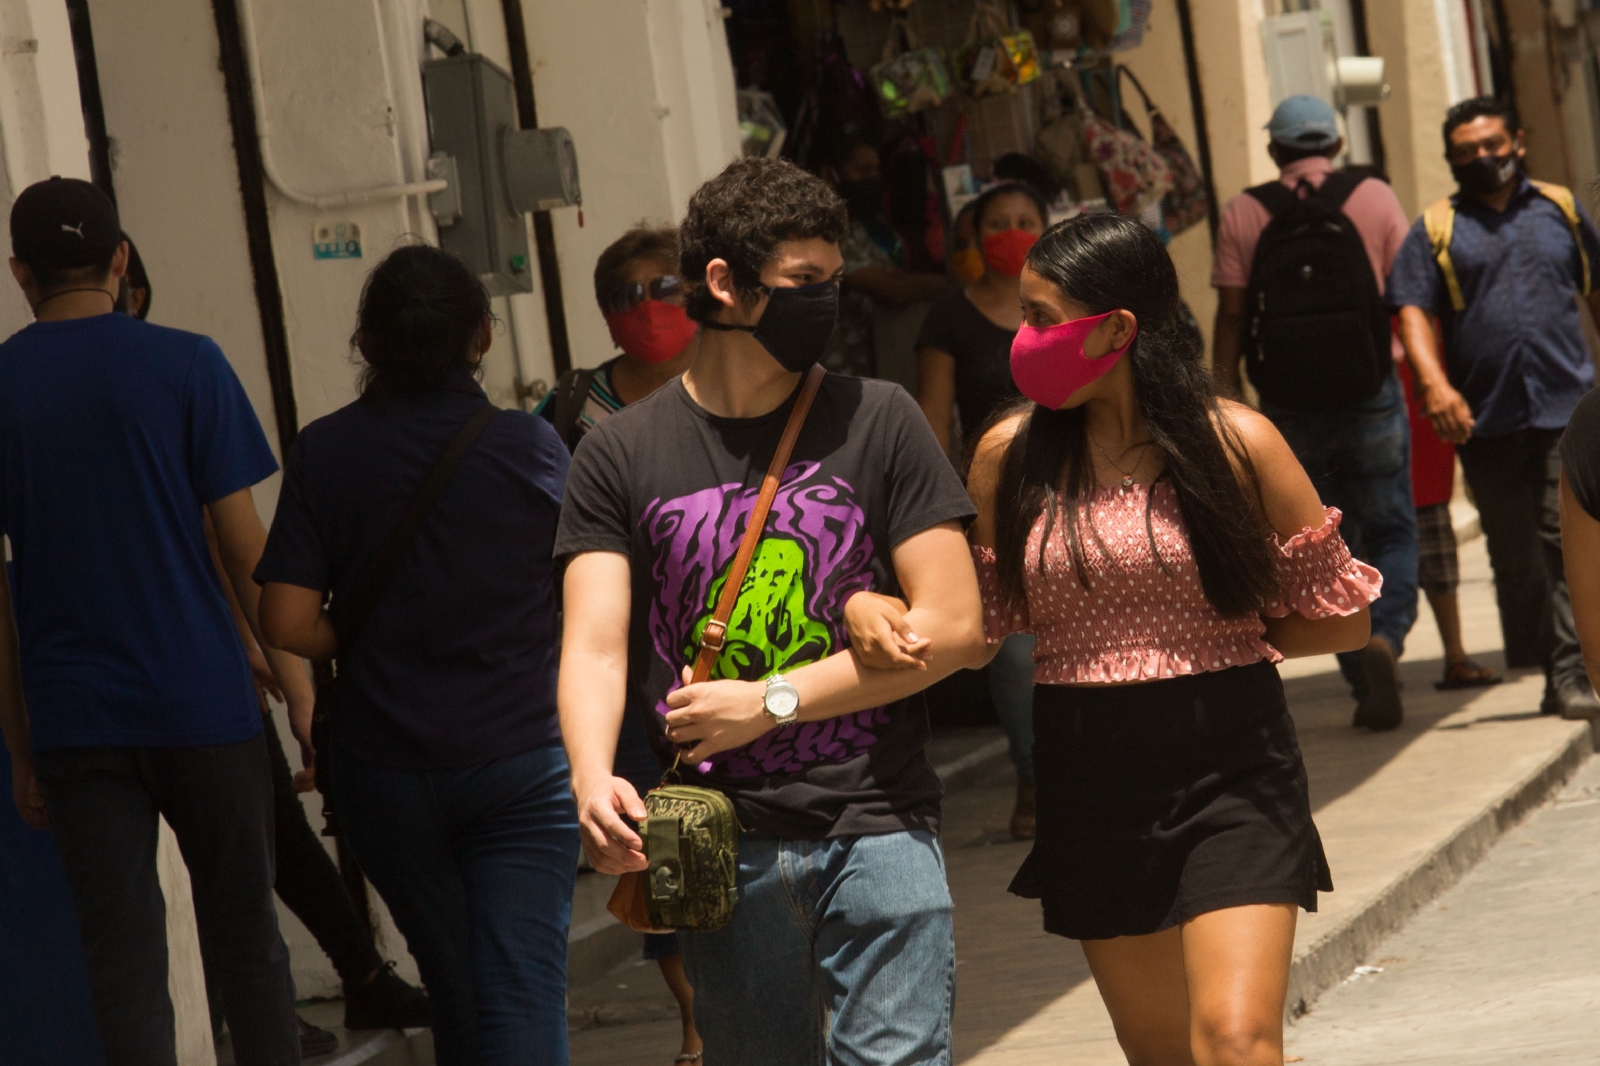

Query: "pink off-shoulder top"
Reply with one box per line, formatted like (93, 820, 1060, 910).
(974, 482, 1381, 685)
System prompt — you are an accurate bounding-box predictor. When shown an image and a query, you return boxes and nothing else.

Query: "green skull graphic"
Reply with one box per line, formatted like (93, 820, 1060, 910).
(686, 537, 832, 680)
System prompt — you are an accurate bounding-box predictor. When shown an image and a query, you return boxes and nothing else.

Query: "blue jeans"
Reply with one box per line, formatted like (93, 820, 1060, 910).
(331, 742, 578, 1066)
(680, 830, 956, 1066)
(1263, 372, 1420, 694)
(990, 634, 1036, 787)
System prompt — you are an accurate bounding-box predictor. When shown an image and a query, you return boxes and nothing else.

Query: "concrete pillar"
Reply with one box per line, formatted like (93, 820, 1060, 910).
(1120, 0, 1242, 354)
(517, 0, 741, 371)
(1364, 0, 1458, 217)
(1501, 0, 1579, 187)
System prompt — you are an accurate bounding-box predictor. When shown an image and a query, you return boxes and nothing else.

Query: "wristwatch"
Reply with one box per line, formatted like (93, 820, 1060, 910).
(763, 674, 800, 726)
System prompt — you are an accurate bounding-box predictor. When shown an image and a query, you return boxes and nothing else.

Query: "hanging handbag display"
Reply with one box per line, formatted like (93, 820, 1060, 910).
(1117, 65, 1208, 236)
(870, 16, 953, 118)
(606, 364, 827, 934)
(311, 401, 501, 829)
(1078, 66, 1172, 218)
(958, 0, 1040, 98)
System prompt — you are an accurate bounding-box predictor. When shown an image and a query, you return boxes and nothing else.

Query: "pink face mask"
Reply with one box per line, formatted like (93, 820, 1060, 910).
(1009, 310, 1138, 410)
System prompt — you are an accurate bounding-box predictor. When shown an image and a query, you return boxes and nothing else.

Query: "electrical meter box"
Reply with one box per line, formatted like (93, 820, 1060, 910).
(424, 54, 577, 296)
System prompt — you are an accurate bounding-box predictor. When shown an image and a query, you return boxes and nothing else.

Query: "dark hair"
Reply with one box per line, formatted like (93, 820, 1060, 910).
(593, 224, 679, 307)
(971, 181, 1050, 234)
(992, 152, 1059, 202)
(1443, 96, 1520, 150)
(679, 157, 849, 323)
(989, 213, 1279, 618)
(32, 252, 116, 294)
(353, 244, 491, 394)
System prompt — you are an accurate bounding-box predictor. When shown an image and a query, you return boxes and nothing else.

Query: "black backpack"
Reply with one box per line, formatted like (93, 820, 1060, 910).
(1242, 172, 1392, 411)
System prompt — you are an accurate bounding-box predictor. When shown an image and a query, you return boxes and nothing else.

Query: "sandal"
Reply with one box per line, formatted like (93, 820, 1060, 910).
(674, 1054, 704, 1064)
(1435, 659, 1502, 690)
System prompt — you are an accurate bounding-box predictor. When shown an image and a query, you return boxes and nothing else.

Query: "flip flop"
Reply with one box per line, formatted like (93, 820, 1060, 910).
(674, 1054, 704, 1064)
(1435, 659, 1502, 690)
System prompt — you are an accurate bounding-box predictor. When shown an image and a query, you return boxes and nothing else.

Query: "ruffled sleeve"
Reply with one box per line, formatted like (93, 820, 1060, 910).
(972, 544, 1031, 643)
(1263, 507, 1383, 619)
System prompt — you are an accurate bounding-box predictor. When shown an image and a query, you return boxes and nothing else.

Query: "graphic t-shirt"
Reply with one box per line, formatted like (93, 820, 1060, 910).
(0, 314, 278, 750)
(555, 373, 976, 839)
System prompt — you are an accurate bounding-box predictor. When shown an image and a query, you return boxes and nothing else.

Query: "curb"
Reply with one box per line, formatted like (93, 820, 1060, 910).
(1284, 719, 1593, 1021)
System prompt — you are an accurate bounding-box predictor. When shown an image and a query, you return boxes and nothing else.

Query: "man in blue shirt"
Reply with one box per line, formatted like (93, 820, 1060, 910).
(1389, 97, 1600, 719)
(0, 178, 312, 1065)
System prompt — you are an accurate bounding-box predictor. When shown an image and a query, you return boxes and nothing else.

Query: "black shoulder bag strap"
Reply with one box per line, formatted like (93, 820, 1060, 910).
(340, 401, 502, 652)
(313, 400, 500, 825)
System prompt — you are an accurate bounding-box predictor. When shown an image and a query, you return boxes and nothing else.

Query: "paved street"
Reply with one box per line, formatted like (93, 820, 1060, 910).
(1284, 755, 1600, 1065)
(569, 534, 1593, 1066)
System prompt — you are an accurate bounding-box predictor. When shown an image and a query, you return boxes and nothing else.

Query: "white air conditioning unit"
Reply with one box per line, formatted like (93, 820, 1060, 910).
(1261, 11, 1389, 111)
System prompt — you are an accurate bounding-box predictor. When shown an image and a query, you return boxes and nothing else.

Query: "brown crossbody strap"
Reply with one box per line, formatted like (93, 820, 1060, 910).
(689, 363, 826, 685)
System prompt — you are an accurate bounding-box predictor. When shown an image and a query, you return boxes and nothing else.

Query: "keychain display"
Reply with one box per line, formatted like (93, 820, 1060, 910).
(959, 0, 1040, 98)
(870, 17, 953, 118)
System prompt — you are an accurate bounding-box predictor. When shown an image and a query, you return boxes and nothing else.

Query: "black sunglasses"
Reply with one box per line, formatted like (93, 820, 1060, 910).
(601, 274, 686, 315)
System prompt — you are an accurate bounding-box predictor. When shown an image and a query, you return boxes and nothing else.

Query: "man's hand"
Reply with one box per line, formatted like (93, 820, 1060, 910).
(844, 591, 930, 670)
(1420, 378, 1475, 444)
(286, 689, 316, 793)
(11, 752, 47, 830)
(576, 775, 649, 874)
(247, 646, 283, 711)
(664, 668, 773, 764)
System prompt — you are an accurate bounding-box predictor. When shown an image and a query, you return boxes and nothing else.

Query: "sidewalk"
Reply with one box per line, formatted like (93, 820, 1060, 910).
(569, 534, 1591, 1065)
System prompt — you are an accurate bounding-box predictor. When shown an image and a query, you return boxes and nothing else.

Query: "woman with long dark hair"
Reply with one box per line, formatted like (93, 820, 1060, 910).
(855, 213, 1377, 1063)
(255, 244, 577, 1063)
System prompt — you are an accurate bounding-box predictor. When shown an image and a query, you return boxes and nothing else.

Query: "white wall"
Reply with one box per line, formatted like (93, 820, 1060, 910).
(519, 0, 741, 371)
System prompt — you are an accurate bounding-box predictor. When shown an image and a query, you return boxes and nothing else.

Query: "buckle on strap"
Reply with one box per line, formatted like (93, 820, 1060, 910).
(699, 620, 727, 656)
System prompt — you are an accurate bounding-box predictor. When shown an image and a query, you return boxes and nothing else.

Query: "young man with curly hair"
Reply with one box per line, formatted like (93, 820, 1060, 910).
(555, 157, 986, 1064)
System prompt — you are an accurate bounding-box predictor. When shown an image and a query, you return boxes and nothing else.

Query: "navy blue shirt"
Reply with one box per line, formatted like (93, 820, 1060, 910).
(255, 374, 568, 769)
(1387, 178, 1600, 438)
(0, 314, 277, 751)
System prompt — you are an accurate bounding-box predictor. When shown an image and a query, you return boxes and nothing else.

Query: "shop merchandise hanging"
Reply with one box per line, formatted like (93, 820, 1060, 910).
(870, 15, 953, 118)
(958, 0, 1040, 98)
(1078, 67, 1172, 217)
(789, 31, 878, 170)
(1116, 65, 1207, 235)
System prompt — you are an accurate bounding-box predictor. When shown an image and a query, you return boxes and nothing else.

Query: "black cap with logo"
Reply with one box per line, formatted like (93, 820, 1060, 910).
(10, 176, 120, 270)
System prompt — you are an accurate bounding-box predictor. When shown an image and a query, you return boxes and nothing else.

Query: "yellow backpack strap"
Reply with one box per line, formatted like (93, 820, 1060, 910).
(1423, 197, 1466, 312)
(1529, 180, 1592, 297)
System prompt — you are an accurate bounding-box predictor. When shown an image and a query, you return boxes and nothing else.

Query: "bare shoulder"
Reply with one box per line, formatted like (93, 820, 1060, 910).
(1213, 400, 1326, 536)
(1215, 400, 1296, 473)
(969, 413, 1026, 485)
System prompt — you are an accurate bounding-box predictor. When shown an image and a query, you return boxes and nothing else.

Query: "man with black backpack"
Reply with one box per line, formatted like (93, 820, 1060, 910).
(1213, 94, 1418, 731)
(1389, 97, 1600, 721)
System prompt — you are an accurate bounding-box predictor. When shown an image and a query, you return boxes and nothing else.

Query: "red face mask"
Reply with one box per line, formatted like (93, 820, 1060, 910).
(982, 229, 1039, 278)
(604, 299, 698, 364)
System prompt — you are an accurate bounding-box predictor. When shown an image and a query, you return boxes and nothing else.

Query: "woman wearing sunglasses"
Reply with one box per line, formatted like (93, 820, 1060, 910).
(540, 226, 698, 452)
(536, 224, 706, 1064)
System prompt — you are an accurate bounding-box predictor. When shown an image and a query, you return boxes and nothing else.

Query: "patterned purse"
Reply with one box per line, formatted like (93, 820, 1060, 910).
(607, 364, 827, 933)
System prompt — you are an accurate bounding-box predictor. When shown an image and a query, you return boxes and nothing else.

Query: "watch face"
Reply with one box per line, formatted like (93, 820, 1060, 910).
(767, 687, 799, 718)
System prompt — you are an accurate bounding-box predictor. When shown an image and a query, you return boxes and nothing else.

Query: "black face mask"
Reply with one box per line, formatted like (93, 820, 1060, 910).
(1451, 151, 1521, 197)
(837, 176, 883, 218)
(702, 280, 839, 372)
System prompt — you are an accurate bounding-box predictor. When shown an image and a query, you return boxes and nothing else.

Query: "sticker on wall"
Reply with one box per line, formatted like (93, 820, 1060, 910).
(313, 221, 363, 260)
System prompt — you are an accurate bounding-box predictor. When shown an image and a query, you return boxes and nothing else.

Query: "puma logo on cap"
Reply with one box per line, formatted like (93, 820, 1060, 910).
(60, 222, 85, 238)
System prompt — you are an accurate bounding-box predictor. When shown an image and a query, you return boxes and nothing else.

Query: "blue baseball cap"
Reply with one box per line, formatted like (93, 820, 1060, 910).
(1266, 95, 1340, 150)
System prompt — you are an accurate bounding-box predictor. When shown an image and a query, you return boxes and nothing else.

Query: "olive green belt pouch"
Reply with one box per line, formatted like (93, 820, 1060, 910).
(642, 784, 740, 932)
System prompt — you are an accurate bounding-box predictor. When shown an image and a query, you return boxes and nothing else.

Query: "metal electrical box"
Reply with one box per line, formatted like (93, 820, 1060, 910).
(423, 54, 582, 296)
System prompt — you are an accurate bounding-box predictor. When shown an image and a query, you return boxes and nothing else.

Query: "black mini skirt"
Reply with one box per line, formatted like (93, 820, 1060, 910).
(1010, 659, 1332, 941)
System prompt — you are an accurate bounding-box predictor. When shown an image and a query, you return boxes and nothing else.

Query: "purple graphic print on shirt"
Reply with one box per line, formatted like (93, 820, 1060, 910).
(640, 461, 889, 778)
